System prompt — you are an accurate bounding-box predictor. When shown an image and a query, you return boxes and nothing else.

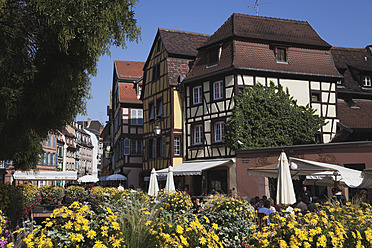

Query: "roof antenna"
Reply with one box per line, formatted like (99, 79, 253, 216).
(248, 0, 267, 16)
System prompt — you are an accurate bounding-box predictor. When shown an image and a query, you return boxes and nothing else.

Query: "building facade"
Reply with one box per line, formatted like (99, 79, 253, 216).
(111, 61, 144, 187)
(141, 29, 210, 181)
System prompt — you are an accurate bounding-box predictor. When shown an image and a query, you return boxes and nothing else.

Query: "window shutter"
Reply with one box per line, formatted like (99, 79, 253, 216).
(162, 135, 166, 156)
(124, 138, 130, 155)
(153, 138, 157, 158)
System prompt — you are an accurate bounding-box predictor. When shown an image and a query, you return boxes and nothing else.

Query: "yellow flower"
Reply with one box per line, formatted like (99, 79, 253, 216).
(112, 222, 120, 230)
(176, 225, 184, 234)
(87, 230, 96, 239)
(212, 223, 218, 230)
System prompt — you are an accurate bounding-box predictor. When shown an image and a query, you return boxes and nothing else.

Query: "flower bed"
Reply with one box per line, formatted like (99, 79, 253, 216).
(2, 186, 372, 247)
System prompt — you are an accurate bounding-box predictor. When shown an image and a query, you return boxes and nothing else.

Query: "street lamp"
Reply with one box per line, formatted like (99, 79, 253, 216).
(153, 118, 161, 135)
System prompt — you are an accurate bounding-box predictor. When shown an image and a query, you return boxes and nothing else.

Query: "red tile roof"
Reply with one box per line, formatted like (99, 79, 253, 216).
(201, 13, 331, 49)
(187, 40, 340, 80)
(337, 99, 372, 129)
(114, 61, 145, 81)
(119, 83, 141, 103)
(331, 47, 372, 94)
(185, 14, 340, 81)
(159, 28, 210, 58)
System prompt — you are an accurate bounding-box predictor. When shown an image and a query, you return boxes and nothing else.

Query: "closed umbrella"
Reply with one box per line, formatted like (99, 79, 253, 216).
(106, 174, 127, 181)
(164, 166, 176, 193)
(77, 175, 99, 183)
(148, 168, 159, 197)
(276, 152, 296, 205)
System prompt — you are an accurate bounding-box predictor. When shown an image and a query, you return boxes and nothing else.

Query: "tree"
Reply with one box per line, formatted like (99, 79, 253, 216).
(0, 0, 140, 170)
(224, 82, 325, 150)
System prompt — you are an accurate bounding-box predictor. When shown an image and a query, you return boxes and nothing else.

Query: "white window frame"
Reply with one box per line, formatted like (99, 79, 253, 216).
(193, 86, 202, 105)
(174, 136, 181, 156)
(137, 85, 142, 99)
(124, 138, 130, 155)
(193, 125, 203, 145)
(213, 81, 223, 100)
(363, 76, 371, 87)
(214, 121, 224, 143)
(131, 109, 143, 125)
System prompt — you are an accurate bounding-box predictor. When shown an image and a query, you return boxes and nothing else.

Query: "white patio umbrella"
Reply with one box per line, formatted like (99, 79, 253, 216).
(164, 166, 176, 193)
(148, 168, 159, 197)
(106, 174, 127, 181)
(276, 152, 296, 205)
(77, 175, 99, 183)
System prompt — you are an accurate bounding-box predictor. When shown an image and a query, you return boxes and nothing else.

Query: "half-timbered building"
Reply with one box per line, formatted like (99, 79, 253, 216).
(142, 28, 209, 184)
(112, 61, 144, 188)
(180, 14, 342, 194)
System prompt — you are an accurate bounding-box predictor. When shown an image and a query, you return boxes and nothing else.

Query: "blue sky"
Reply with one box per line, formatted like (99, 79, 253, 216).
(77, 0, 372, 123)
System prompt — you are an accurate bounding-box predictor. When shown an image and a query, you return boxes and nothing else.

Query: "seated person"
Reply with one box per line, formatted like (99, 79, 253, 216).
(258, 200, 272, 223)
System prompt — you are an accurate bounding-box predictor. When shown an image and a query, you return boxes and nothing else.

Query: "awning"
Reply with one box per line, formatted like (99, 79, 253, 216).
(13, 171, 77, 181)
(156, 158, 235, 176)
(247, 157, 369, 188)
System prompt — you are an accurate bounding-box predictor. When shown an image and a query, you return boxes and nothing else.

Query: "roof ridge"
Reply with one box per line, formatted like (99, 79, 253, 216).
(158, 28, 210, 37)
(114, 60, 145, 63)
(331, 46, 365, 51)
(232, 12, 308, 24)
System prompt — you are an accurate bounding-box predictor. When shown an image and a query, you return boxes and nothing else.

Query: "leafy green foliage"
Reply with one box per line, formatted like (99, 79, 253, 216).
(224, 82, 325, 150)
(0, 0, 140, 170)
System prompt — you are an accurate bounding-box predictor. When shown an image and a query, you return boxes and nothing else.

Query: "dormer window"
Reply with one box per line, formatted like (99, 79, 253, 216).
(363, 76, 371, 87)
(207, 46, 221, 66)
(275, 47, 287, 63)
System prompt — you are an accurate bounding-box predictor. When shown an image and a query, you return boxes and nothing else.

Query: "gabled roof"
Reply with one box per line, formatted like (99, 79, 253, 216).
(186, 40, 340, 81)
(119, 83, 141, 104)
(201, 13, 331, 50)
(114, 61, 144, 81)
(158, 28, 210, 58)
(331, 47, 372, 95)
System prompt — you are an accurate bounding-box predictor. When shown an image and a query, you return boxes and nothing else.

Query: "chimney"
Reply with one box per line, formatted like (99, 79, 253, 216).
(88, 118, 91, 128)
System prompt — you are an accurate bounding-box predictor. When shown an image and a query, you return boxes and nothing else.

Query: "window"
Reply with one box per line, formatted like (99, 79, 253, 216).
(48, 135, 51, 146)
(131, 139, 142, 155)
(131, 109, 143, 125)
(157, 99, 163, 117)
(149, 103, 154, 120)
(363, 76, 371, 87)
(193, 124, 203, 145)
(46, 152, 49, 165)
(275, 47, 287, 62)
(145, 140, 149, 160)
(124, 138, 130, 155)
(174, 136, 181, 156)
(193, 86, 202, 105)
(161, 135, 166, 157)
(214, 121, 224, 143)
(152, 64, 160, 82)
(137, 85, 142, 99)
(213, 81, 223, 100)
(207, 46, 221, 66)
(152, 138, 157, 158)
(311, 92, 321, 102)
(53, 136, 56, 147)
